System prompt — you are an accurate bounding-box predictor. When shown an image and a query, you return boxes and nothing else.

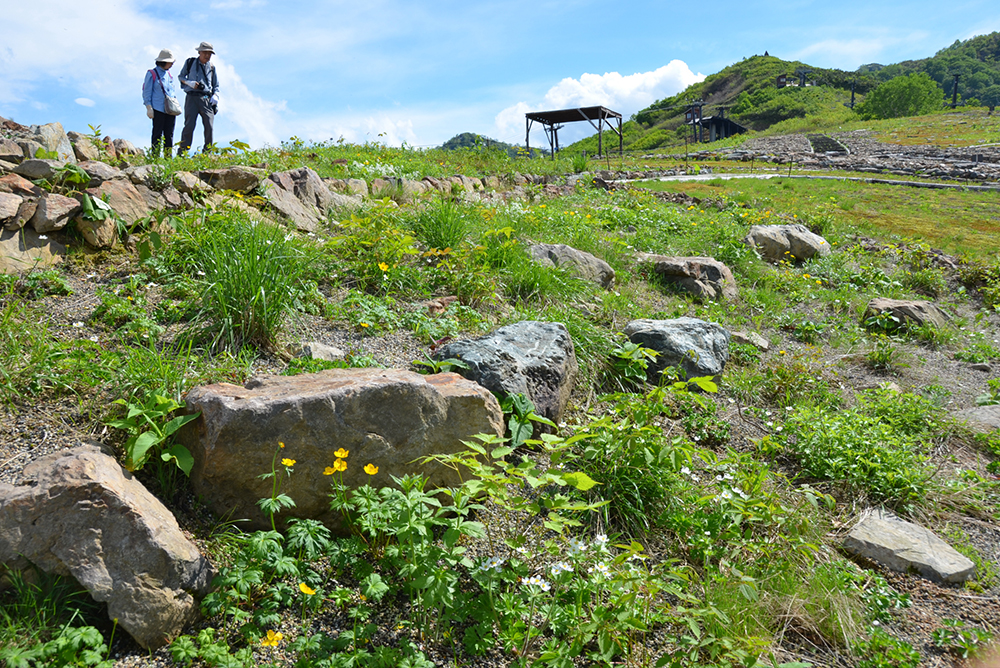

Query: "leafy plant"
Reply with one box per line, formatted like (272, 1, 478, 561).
(411, 354, 469, 375)
(931, 619, 993, 659)
(106, 395, 199, 474)
(499, 392, 556, 448)
(852, 629, 921, 668)
(602, 339, 658, 390)
(975, 379, 1000, 406)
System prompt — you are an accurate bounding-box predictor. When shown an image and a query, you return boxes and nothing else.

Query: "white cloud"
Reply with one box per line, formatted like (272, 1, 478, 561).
(211, 59, 286, 148)
(75, 98, 95, 107)
(494, 61, 704, 143)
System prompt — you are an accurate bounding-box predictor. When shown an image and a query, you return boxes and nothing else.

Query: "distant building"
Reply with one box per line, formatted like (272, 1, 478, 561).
(688, 114, 748, 142)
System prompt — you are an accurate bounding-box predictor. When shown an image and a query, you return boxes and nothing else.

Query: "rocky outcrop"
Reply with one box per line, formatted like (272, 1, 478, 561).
(843, 509, 976, 584)
(745, 224, 831, 263)
(639, 254, 737, 301)
(624, 318, 730, 381)
(433, 320, 578, 423)
(529, 243, 615, 289)
(0, 446, 214, 649)
(955, 404, 1000, 433)
(30, 193, 80, 233)
(33, 122, 76, 163)
(0, 226, 64, 272)
(864, 297, 951, 330)
(198, 166, 267, 193)
(85, 180, 150, 225)
(180, 369, 504, 531)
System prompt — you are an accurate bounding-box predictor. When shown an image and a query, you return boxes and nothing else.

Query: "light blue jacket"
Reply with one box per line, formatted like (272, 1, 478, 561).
(142, 66, 177, 113)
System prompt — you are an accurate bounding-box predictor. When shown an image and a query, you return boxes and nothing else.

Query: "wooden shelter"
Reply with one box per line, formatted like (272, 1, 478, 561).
(525, 106, 623, 159)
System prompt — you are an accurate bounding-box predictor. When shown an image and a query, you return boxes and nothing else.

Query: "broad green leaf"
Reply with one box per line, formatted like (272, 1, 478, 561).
(162, 412, 201, 437)
(129, 430, 164, 468)
(161, 444, 195, 476)
(560, 471, 599, 491)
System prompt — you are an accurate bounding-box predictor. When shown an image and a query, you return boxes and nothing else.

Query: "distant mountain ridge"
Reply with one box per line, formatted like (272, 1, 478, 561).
(439, 132, 547, 158)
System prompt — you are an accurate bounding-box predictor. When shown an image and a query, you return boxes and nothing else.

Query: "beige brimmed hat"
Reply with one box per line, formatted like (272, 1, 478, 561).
(196, 41, 215, 54)
(156, 49, 175, 63)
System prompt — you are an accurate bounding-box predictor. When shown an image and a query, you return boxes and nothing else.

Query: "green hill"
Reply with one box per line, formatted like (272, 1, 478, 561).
(440, 132, 547, 158)
(567, 32, 1000, 154)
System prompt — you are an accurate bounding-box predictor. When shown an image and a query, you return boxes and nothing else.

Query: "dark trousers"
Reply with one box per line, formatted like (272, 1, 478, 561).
(178, 94, 215, 154)
(151, 110, 176, 158)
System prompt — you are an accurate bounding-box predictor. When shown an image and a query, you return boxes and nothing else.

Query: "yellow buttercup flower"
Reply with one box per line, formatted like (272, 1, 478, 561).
(261, 630, 283, 646)
(333, 458, 347, 472)
(279, 442, 285, 448)
(364, 463, 378, 475)
(299, 582, 316, 595)
(334, 448, 349, 458)
(378, 262, 389, 272)
(281, 458, 296, 467)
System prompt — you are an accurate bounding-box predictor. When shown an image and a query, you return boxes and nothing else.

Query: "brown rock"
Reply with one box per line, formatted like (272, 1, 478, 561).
(30, 193, 81, 233)
(0, 446, 214, 649)
(864, 298, 951, 330)
(67, 132, 102, 162)
(0, 173, 43, 197)
(86, 180, 149, 225)
(78, 160, 125, 187)
(0, 193, 21, 222)
(639, 254, 738, 301)
(0, 138, 22, 164)
(180, 369, 504, 531)
(198, 166, 266, 193)
(5, 198, 38, 231)
(0, 226, 64, 272)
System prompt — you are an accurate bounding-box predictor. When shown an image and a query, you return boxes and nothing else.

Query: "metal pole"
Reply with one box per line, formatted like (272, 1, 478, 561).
(598, 111, 603, 158)
(525, 118, 530, 154)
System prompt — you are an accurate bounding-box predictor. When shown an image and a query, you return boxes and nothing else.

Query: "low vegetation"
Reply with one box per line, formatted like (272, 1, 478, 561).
(2, 98, 1000, 668)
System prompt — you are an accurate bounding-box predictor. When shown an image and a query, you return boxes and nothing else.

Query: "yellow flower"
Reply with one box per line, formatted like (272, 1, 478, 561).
(281, 458, 296, 467)
(261, 630, 283, 646)
(360, 322, 370, 328)
(279, 442, 285, 448)
(332, 458, 347, 472)
(323, 466, 337, 475)
(299, 582, 316, 595)
(364, 463, 378, 475)
(334, 448, 349, 458)
(378, 262, 389, 272)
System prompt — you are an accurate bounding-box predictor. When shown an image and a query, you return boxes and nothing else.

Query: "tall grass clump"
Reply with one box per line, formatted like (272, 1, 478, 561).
(410, 197, 471, 251)
(152, 209, 320, 352)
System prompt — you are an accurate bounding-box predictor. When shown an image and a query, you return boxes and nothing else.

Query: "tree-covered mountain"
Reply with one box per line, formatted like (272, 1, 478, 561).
(566, 32, 1000, 154)
(439, 132, 547, 158)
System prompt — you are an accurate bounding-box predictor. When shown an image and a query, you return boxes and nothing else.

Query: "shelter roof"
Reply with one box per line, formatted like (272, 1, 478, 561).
(524, 106, 622, 125)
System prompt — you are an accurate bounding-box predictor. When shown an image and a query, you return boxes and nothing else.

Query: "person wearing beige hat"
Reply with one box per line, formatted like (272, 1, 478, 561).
(177, 41, 220, 154)
(141, 48, 179, 158)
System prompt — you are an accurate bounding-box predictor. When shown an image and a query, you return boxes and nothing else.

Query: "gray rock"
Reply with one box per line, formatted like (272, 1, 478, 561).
(264, 182, 320, 232)
(172, 171, 210, 195)
(30, 193, 81, 233)
(270, 167, 335, 214)
(18, 140, 43, 161)
(33, 122, 76, 163)
(624, 318, 730, 381)
(5, 198, 38, 232)
(0, 159, 18, 173)
(198, 166, 267, 193)
(955, 404, 1000, 433)
(123, 164, 161, 186)
(136, 184, 167, 212)
(67, 132, 102, 162)
(745, 223, 832, 263)
(433, 320, 578, 423)
(13, 158, 66, 181)
(112, 138, 141, 157)
(639, 254, 738, 301)
(0, 138, 23, 164)
(731, 331, 769, 351)
(843, 509, 976, 584)
(78, 160, 125, 187)
(0, 226, 64, 272)
(293, 341, 346, 361)
(0, 446, 213, 648)
(864, 297, 951, 330)
(529, 243, 615, 289)
(180, 369, 504, 531)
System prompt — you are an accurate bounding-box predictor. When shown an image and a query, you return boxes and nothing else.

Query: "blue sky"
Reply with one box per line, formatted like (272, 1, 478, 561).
(1, 0, 998, 152)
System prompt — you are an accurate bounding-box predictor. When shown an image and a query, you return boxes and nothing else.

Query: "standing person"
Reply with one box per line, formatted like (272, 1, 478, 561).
(177, 42, 220, 155)
(142, 49, 178, 158)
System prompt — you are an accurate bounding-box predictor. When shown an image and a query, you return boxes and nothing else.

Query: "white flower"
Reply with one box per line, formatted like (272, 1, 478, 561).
(38, 235, 48, 240)
(550, 561, 572, 576)
(592, 534, 608, 550)
(680, 466, 691, 476)
(197, 271, 206, 276)
(480, 556, 504, 572)
(588, 562, 610, 578)
(720, 490, 733, 501)
(567, 538, 586, 555)
(72, 321, 84, 328)
(89, 335, 98, 342)
(515, 546, 529, 556)
(524, 576, 550, 591)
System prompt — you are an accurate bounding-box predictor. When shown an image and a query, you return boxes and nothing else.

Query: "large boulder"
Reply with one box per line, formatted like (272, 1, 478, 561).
(0, 226, 64, 272)
(269, 167, 334, 213)
(85, 179, 150, 225)
(30, 193, 81, 233)
(78, 160, 125, 187)
(0, 193, 21, 222)
(0, 173, 42, 197)
(67, 131, 102, 162)
(198, 166, 267, 193)
(529, 243, 615, 289)
(433, 321, 578, 423)
(0, 446, 214, 649)
(33, 122, 76, 163)
(864, 297, 950, 330)
(954, 405, 1000, 434)
(624, 318, 730, 381)
(639, 254, 738, 301)
(843, 509, 975, 584)
(745, 223, 831, 263)
(180, 369, 504, 531)
(263, 183, 320, 231)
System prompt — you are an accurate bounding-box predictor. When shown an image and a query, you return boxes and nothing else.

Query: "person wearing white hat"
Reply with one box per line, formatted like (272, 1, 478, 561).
(177, 41, 220, 154)
(141, 49, 179, 158)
